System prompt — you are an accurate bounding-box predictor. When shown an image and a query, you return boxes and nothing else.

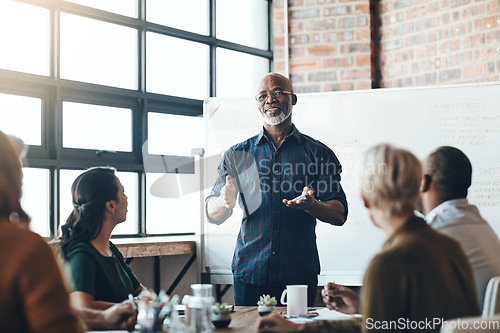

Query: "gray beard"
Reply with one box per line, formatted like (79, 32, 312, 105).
(263, 111, 290, 126)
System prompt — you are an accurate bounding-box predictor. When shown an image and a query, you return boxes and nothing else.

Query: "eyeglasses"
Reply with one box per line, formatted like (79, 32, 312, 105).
(255, 90, 293, 102)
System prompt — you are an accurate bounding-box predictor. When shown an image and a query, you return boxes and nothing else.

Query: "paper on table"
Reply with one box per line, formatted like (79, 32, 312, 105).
(315, 308, 354, 320)
(288, 317, 315, 324)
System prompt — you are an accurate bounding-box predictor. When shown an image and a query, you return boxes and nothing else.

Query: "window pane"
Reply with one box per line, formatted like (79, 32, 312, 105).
(0, 1, 49, 76)
(146, 173, 198, 234)
(21, 168, 50, 237)
(148, 113, 203, 156)
(216, 0, 268, 49)
(62, 102, 132, 151)
(60, 169, 139, 235)
(60, 13, 137, 90)
(216, 49, 269, 98)
(147, 0, 208, 35)
(112, 172, 139, 235)
(0, 93, 42, 146)
(66, 0, 138, 18)
(146, 32, 208, 100)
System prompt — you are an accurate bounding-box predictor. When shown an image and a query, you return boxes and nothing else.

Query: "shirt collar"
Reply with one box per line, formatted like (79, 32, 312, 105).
(424, 198, 469, 226)
(254, 124, 302, 147)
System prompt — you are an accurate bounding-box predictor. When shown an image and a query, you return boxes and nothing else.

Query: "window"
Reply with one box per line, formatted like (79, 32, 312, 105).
(146, 33, 209, 99)
(146, 173, 199, 235)
(62, 102, 132, 151)
(216, 49, 270, 98)
(65, 0, 138, 18)
(216, 0, 269, 49)
(0, 0, 272, 238)
(0, 1, 50, 76)
(0, 93, 42, 146)
(59, 169, 139, 235)
(147, 113, 203, 156)
(60, 13, 138, 90)
(21, 168, 50, 237)
(146, 0, 208, 35)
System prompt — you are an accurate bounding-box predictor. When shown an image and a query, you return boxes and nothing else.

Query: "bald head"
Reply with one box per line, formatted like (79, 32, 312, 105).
(424, 146, 472, 200)
(257, 73, 294, 93)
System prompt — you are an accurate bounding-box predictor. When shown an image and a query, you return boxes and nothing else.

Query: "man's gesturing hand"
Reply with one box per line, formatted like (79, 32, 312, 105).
(221, 175, 237, 209)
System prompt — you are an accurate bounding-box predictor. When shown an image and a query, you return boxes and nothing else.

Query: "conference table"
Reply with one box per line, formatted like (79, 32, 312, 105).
(211, 306, 340, 332)
(215, 306, 280, 332)
(89, 306, 326, 332)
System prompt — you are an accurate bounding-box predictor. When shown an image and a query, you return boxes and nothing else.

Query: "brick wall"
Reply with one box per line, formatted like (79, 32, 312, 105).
(380, 0, 500, 87)
(272, 0, 500, 91)
(272, 0, 372, 93)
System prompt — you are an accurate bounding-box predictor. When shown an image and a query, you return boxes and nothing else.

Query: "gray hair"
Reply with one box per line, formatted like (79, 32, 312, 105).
(358, 143, 422, 216)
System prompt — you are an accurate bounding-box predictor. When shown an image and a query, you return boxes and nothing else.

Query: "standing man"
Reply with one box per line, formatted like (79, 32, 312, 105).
(420, 146, 500, 310)
(205, 73, 348, 306)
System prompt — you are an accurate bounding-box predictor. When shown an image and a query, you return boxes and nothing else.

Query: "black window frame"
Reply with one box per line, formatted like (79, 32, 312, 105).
(0, 0, 273, 238)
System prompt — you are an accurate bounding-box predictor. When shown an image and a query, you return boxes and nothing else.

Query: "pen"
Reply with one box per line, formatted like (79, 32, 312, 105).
(128, 293, 137, 310)
(291, 194, 306, 202)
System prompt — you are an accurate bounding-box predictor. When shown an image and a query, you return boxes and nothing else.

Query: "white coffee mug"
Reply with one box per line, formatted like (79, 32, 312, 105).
(280, 285, 307, 316)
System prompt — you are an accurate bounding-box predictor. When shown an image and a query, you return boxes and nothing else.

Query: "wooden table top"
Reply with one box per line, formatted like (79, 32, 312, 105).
(88, 306, 314, 332)
(215, 306, 285, 332)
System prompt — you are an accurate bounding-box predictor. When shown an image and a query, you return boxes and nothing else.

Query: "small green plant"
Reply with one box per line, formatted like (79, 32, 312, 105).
(257, 294, 277, 306)
(212, 302, 232, 315)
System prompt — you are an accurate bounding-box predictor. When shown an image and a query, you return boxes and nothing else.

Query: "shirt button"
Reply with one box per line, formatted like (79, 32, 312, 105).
(274, 169, 279, 175)
(272, 251, 276, 255)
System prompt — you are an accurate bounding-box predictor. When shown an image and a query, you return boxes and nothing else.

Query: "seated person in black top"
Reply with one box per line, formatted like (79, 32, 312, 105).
(59, 167, 145, 311)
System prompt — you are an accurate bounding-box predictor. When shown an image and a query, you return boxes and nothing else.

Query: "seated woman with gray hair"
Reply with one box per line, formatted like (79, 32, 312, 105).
(257, 144, 480, 333)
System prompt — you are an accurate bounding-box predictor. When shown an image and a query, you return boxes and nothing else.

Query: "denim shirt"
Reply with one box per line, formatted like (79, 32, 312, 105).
(206, 125, 348, 286)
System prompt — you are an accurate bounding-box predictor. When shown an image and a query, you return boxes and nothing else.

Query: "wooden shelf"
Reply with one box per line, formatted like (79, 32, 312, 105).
(113, 236, 196, 258)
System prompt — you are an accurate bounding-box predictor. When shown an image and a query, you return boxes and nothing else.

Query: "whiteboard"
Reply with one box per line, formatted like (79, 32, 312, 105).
(202, 82, 500, 285)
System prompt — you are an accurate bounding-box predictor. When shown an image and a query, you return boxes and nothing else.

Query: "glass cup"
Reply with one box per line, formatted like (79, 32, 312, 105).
(191, 284, 213, 297)
(188, 294, 214, 333)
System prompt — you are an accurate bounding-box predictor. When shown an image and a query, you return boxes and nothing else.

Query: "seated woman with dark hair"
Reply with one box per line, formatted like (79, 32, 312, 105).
(60, 167, 144, 310)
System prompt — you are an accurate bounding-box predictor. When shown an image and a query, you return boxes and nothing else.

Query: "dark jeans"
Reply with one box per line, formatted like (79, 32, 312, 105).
(233, 276, 318, 306)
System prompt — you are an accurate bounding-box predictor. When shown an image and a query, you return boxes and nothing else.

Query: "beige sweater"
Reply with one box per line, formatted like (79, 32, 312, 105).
(304, 216, 480, 333)
(0, 219, 81, 333)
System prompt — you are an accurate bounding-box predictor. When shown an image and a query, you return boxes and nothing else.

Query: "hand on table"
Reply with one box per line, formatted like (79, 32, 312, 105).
(256, 313, 304, 333)
(322, 282, 360, 315)
(102, 300, 137, 331)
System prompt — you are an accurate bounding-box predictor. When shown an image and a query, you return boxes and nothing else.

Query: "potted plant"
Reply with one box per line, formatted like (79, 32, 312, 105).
(257, 294, 277, 316)
(211, 302, 232, 328)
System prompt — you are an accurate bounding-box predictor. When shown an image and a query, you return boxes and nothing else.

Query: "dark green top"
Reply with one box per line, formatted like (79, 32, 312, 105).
(65, 241, 140, 303)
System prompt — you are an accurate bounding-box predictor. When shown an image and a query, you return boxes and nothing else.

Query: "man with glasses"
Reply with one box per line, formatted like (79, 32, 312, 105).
(206, 73, 348, 306)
